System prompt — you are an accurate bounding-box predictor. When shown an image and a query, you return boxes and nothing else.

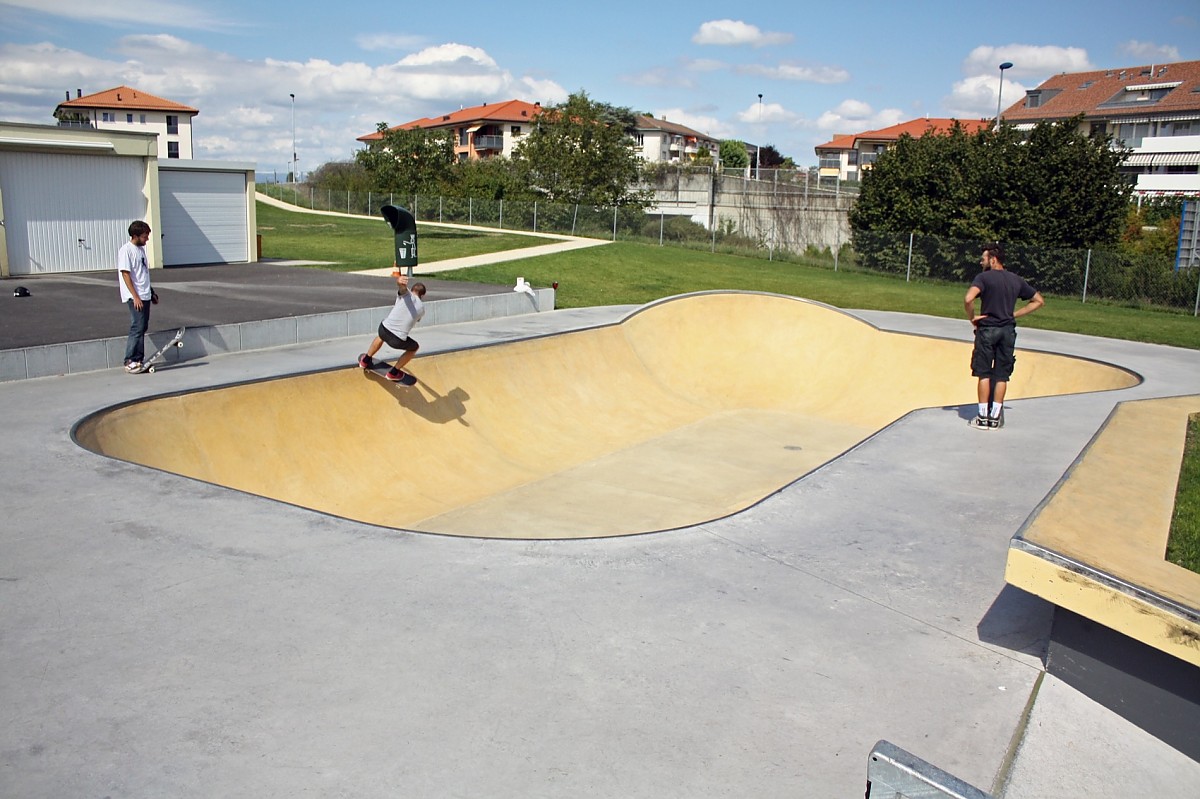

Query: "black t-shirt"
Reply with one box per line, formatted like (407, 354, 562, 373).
(971, 269, 1036, 326)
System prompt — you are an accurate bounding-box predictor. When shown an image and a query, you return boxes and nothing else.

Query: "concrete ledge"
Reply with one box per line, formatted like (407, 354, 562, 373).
(0, 288, 554, 381)
(1006, 394, 1200, 666)
(1005, 394, 1200, 759)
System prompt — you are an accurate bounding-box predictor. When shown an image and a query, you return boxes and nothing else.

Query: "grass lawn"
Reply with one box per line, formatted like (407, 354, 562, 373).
(425, 241, 1200, 350)
(256, 201, 541, 272)
(256, 200, 1200, 350)
(1167, 414, 1200, 574)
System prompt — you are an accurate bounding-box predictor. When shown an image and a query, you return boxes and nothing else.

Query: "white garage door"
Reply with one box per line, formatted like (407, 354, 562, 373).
(0, 151, 146, 275)
(160, 169, 248, 265)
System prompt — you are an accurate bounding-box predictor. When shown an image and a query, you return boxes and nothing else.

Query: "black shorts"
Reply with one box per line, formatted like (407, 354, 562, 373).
(971, 324, 1017, 381)
(378, 323, 419, 352)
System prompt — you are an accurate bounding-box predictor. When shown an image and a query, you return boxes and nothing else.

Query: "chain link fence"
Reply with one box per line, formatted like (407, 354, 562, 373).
(851, 230, 1200, 314)
(257, 183, 1199, 316)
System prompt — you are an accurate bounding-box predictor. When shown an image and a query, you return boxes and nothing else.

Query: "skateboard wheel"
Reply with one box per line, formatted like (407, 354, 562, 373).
(147, 366, 156, 373)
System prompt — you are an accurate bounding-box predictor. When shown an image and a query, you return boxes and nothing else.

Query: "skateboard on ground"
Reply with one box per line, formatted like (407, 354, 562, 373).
(138, 327, 185, 373)
(360, 358, 418, 386)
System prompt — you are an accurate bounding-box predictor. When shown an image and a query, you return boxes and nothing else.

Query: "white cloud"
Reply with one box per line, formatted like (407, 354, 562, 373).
(1117, 40, 1181, 62)
(737, 62, 850, 84)
(736, 101, 796, 125)
(815, 100, 905, 133)
(943, 44, 1088, 120)
(692, 19, 792, 48)
(961, 44, 1092, 80)
(0, 38, 566, 169)
(944, 73, 1027, 120)
(0, 0, 238, 31)
(355, 33, 427, 52)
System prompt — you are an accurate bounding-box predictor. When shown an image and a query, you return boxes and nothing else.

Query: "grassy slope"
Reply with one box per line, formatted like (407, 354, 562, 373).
(256, 202, 541, 272)
(424, 241, 1200, 350)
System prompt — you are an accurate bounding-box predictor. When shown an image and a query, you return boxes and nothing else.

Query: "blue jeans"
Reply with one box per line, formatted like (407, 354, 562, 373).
(124, 299, 151, 364)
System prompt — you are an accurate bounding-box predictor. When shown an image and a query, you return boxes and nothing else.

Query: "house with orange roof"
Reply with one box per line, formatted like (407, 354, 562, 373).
(357, 99, 543, 161)
(54, 86, 198, 160)
(814, 118, 991, 183)
(359, 100, 720, 164)
(1001, 59, 1200, 198)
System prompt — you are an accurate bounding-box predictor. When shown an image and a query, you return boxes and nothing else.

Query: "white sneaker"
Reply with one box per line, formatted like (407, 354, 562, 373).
(124, 362, 142, 373)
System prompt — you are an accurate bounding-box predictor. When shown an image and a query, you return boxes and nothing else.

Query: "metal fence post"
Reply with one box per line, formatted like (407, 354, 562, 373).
(533, 201, 538, 233)
(499, 199, 503, 229)
(1082, 249, 1091, 303)
(612, 207, 617, 241)
(1193, 267, 1200, 317)
(660, 211, 665, 246)
(571, 204, 578, 235)
(905, 232, 914, 282)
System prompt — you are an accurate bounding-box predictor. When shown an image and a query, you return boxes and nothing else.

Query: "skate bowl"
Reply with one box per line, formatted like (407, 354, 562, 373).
(74, 292, 1140, 539)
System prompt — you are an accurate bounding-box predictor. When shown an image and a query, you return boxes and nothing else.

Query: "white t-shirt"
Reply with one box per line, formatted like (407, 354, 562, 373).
(117, 241, 152, 302)
(381, 290, 425, 339)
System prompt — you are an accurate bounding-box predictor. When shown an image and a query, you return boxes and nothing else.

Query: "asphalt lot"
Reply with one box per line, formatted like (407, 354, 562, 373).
(0, 260, 507, 350)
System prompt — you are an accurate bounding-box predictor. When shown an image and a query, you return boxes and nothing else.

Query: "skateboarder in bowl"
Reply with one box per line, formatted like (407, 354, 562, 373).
(358, 272, 426, 382)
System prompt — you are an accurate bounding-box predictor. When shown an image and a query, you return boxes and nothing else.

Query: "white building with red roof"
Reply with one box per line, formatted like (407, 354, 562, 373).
(1001, 59, 1200, 198)
(814, 118, 991, 182)
(54, 86, 198, 160)
(357, 99, 543, 161)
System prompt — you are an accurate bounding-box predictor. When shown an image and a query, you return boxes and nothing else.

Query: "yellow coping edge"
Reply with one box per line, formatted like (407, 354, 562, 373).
(1006, 395, 1200, 667)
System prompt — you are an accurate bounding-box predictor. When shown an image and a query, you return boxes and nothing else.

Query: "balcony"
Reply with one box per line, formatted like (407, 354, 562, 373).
(474, 135, 504, 151)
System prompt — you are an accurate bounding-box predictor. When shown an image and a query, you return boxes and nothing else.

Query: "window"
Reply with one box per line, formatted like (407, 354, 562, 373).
(511, 126, 522, 136)
(127, 113, 134, 123)
(139, 114, 146, 124)
(167, 141, 179, 159)
(166, 115, 178, 135)
(102, 112, 115, 122)
(1117, 123, 1151, 147)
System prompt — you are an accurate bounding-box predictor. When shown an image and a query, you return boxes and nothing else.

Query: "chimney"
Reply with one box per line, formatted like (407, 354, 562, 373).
(66, 91, 71, 101)
(77, 89, 81, 98)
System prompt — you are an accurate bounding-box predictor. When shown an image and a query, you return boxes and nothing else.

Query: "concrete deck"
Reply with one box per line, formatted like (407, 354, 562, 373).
(2, 290, 1200, 797)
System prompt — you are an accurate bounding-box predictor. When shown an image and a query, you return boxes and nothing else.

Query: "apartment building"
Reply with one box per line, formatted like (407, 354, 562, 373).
(814, 118, 991, 182)
(53, 86, 198, 160)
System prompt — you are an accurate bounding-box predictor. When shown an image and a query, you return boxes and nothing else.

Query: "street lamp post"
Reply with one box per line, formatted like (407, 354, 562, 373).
(289, 93, 296, 183)
(995, 62, 1013, 128)
(756, 93, 763, 178)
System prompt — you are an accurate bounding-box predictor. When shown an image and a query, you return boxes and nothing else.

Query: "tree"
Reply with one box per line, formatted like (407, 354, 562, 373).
(354, 123, 455, 194)
(758, 144, 787, 168)
(719, 140, 749, 169)
(443, 157, 529, 201)
(308, 160, 374, 193)
(509, 91, 648, 207)
(848, 116, 1132, 289)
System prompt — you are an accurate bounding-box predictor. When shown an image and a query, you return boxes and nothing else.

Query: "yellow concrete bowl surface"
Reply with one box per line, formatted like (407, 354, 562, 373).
(74, 292, 1140, 539)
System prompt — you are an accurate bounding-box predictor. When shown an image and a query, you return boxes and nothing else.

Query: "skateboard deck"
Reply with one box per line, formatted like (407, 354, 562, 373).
(138, 327, 185, 373)
(361, 360, 418, 386)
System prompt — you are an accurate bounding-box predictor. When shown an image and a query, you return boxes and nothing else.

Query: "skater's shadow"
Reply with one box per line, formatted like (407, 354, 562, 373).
(364, 371, 470, 426)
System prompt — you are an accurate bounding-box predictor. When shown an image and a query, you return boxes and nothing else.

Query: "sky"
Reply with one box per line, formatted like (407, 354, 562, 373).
(1, 0, 1197, 179)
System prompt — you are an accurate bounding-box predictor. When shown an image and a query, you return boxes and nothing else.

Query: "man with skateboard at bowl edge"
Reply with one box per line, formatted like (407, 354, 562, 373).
(964, 242, 1044, 429)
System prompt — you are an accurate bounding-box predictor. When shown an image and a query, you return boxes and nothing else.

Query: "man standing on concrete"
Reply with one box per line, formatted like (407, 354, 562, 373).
(118, 220, 158, 373)
(964, 242, 1044, 429)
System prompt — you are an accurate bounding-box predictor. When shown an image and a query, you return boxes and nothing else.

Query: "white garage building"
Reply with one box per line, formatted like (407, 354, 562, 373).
(0, 122, 256, 277)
